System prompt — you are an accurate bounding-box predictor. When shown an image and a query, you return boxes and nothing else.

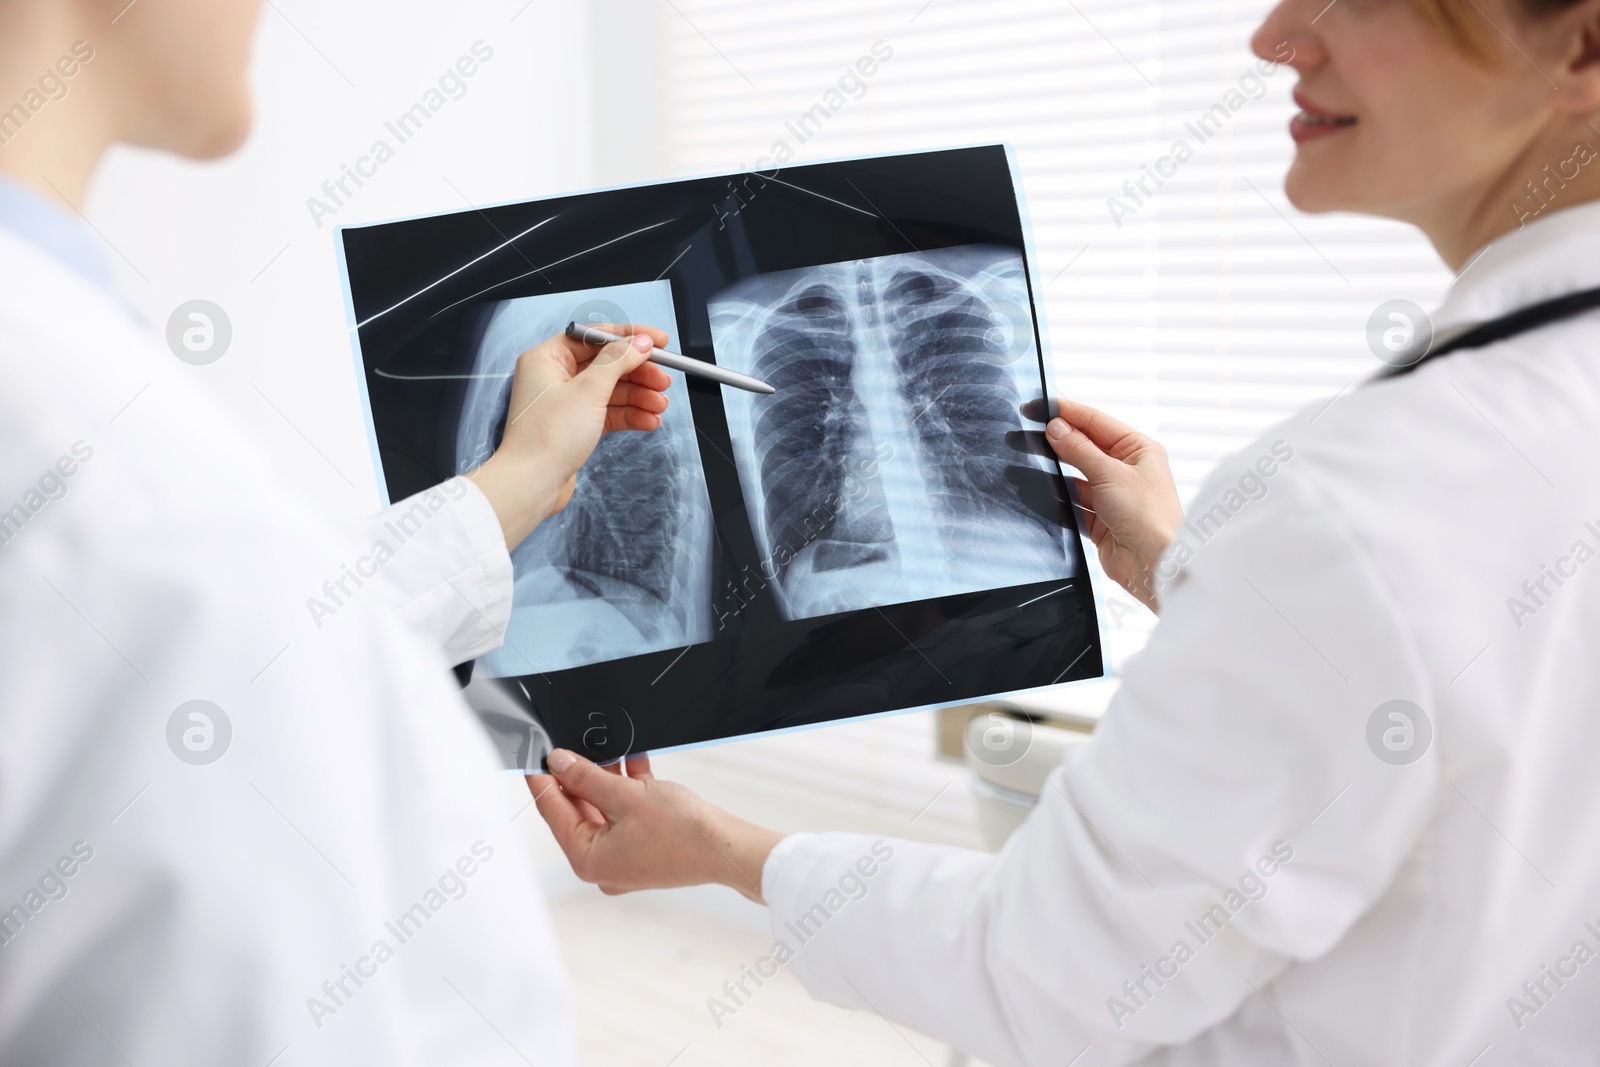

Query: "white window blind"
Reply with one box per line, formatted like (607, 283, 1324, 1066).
(644, 1, 1453, 792)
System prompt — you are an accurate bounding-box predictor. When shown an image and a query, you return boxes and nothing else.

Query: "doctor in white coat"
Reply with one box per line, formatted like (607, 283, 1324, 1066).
(0, 0, 674, 1064)
(533, 0, 1600, 1064)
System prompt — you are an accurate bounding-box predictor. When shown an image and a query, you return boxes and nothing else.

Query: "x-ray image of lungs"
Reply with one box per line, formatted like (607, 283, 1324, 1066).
(707, 245, 1074, 622)
(455, 281, 716, 676)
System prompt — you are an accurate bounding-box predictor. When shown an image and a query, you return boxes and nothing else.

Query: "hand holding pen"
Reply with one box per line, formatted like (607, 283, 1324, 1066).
(566, 322, 776, 395)
(467, 325, 674, 550)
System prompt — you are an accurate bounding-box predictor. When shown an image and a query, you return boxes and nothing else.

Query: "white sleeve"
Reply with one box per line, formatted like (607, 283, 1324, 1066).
(367, 477, 513, 665)
(760, 465, 1437, 1067)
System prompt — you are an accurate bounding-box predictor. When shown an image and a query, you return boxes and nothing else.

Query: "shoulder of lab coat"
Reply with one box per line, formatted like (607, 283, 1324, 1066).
(761, 396, 1437, 1067)
(368, 476, 513, 666)
(0, 235, 572, 1066)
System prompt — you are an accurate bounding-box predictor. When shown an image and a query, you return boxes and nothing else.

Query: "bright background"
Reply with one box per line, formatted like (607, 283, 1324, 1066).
(83, 1, 1453, 1063)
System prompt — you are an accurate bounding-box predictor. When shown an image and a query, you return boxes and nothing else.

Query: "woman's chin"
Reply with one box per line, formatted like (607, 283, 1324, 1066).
(189, 109, 255, 161)
(135, 99, 255, 162)
(1281, 161, 1347, 216)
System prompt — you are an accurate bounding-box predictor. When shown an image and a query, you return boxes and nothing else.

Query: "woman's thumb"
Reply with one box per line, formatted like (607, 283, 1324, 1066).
(546, 748, 630, 815)
(1047, 418, 1115, 481)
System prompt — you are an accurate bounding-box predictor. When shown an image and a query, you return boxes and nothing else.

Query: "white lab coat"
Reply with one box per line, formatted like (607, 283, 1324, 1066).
(762, 202, 1600, 1066)
(0, 228, 573, 1066)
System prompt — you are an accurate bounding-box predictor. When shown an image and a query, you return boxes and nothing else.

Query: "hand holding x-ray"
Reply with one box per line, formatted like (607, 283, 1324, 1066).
(530, 748, 784, 904)
(1039, 397, 1182, 613)
(466, 324, 673, 550)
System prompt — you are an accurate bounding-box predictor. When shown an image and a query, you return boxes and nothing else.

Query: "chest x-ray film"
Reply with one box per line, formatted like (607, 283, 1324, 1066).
(709, 246, 1074, 621)
(335, 145, 1106, 765)
(454, 283, 716, 676)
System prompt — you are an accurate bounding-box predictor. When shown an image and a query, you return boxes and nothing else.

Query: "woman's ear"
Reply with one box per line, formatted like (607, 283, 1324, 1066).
(1552, 1, 1600, 116)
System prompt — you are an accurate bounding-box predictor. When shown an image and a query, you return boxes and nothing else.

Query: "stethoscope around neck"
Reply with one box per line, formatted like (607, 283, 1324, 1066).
(1373, 284, 1600, 382)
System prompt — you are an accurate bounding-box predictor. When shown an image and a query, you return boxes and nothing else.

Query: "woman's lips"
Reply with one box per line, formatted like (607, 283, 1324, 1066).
(1291, 92, 1357, 144)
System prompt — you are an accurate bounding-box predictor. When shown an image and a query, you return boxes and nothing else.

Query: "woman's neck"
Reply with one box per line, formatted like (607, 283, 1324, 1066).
(1421, 119, 1600, 271)
(0, 8, 110, 209)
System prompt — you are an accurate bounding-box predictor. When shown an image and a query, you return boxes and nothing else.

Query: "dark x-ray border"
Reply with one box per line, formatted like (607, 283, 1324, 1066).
(336, 144, 1108, 764)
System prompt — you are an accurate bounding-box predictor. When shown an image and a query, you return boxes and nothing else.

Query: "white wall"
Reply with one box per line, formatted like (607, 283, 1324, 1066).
(588, 0, 670, 187)
(87, 0, 599, 518)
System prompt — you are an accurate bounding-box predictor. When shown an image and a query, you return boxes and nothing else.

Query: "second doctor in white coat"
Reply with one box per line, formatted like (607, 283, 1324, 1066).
(531, 0, 1600, 1064)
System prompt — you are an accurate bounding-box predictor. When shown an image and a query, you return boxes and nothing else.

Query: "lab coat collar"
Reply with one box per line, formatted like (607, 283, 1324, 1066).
(0, 172, 115, 296)
(1432, 198, 1600, 334)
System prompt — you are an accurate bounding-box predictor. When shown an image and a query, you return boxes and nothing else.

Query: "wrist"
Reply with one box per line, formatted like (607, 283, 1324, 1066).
(1122, 523, 1180, 615)
(1139, 504, 1183, 571)
(698, 805, 785, 904)
(466, 454, 564, 551)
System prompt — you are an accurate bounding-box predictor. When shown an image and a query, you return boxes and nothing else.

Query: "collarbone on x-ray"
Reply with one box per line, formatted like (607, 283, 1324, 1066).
(710, 245, 1074, 623)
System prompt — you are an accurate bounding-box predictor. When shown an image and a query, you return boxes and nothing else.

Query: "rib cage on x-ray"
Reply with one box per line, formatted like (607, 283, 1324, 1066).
(455, 285, 715, 676)
(556, 431, 691, 642)
(710, 245, 1074, 622)
(753, 284, 898, 583)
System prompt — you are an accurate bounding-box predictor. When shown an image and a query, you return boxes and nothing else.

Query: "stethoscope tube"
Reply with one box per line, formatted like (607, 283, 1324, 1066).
(1374, 284, 1600, 382)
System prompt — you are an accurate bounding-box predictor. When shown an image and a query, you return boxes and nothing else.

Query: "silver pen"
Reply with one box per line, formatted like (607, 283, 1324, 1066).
(565, 322, 776, 395)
